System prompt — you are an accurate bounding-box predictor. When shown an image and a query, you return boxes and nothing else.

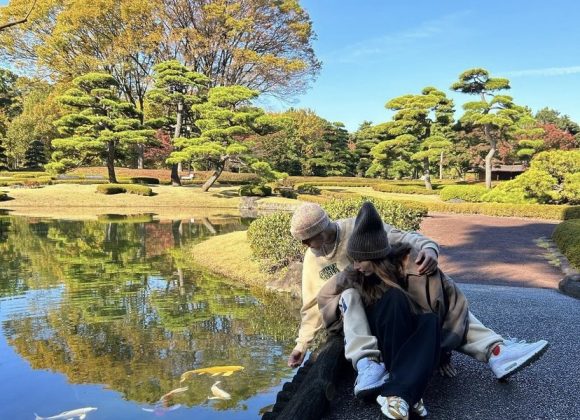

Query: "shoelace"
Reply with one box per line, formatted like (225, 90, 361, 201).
(504, 337, 527, 346)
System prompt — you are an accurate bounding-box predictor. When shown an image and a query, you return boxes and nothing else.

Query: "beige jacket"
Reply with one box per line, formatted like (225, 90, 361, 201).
(317, 249, 469, 354)
(293, 218, 439, 353)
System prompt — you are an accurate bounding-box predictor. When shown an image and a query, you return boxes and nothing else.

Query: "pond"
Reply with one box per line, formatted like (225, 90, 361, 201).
(0, 213, 300, 419)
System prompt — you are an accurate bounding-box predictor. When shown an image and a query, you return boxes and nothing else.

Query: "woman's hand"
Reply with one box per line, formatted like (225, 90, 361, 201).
(415, 248, 438, 275)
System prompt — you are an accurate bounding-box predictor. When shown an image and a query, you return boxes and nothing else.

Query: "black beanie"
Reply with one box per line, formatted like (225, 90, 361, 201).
(347, 202, 390, 260)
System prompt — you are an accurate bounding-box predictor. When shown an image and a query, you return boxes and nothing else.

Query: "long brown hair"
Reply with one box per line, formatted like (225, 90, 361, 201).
(351, 243, 411, 306)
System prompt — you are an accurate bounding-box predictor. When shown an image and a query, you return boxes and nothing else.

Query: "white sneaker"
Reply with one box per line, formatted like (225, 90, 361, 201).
(376, 395, 409, 419)
(354, 358, 389, 399)
(488, 338, 549, 380)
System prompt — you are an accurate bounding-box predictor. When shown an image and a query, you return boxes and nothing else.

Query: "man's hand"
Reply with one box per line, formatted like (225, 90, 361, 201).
(287, 350, 305, 368)
(415, 248, 438, 275)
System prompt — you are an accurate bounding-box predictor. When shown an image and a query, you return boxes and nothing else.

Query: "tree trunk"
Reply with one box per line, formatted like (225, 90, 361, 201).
(484, 124, 495, 189)
(439, 151, 444, 180)
(171, 101, 183, 186)
(137, 144, 144, 169)
(422, 157, 432, 190)
(107, 140, 118, 183)
(201, 160, 225, 192)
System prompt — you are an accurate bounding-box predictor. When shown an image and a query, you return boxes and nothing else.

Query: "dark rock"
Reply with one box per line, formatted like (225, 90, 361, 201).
(266, 261, 302, 298)
(559, 273, 580, 299)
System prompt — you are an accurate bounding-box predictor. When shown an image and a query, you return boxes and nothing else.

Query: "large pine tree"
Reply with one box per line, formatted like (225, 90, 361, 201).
(0, 138, 8, 170)
(48, 73, 155, 183)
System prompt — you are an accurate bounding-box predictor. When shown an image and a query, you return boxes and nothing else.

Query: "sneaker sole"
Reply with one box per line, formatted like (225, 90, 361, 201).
(497, 341, 549, 380)
(354, 382, 384, 400)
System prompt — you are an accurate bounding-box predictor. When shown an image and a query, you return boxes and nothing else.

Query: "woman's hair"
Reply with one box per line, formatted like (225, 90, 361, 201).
(353, 243, 412, 306)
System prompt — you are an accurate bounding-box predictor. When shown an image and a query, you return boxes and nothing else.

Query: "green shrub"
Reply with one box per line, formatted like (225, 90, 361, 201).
(97, 184, 126, 194)
(373, 183, 441, 195)
(247, 212, 303, 271)
(295, 184, 321, 195)
(274, 187, 298, 199)
(0, 191, 8, 201)
(96, 184, 153, 196)
(421, 201, 579, 220)
(322, 197, 426, 231)
(123, 184, 154, 196)
(562, 172, 580, 205)
(130, 176, 160, 185)
(440, 185, 488, 202)
(239, 184, 272, 197)
(552, 219, 580, 269)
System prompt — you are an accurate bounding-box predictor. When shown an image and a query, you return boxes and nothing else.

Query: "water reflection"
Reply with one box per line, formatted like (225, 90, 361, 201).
(0, 215, 299, 419)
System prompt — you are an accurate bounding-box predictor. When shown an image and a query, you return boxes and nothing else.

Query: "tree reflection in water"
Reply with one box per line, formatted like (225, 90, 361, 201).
(0, 214, 300, 412)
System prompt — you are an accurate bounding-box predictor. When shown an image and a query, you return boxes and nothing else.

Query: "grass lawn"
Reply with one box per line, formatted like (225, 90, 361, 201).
(1, 184, 243, 220)
(191, 230, 276, 287)
(323, 186, 443, 203)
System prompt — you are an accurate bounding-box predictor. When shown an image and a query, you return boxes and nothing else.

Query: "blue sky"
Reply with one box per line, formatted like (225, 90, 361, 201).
(2, 0, 579, 131)
(288, 0, 580, 131)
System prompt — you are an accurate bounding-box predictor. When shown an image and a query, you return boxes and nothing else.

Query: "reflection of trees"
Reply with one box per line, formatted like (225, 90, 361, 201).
(1, 216, 300, 407)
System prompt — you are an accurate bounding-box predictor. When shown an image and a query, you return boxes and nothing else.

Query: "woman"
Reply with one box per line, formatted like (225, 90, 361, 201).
(318, 202, 469, 419)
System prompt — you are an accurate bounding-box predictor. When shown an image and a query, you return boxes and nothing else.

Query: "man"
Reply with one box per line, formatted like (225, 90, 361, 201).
(287, 202, 548, 398)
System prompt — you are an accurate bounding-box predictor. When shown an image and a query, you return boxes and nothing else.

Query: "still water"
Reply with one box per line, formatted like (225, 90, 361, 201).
(0, 214, 300, 419)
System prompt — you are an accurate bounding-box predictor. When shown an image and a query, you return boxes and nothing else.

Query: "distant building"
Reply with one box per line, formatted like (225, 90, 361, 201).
(464, 164, 526, 181)
(491, 164, 526, 180)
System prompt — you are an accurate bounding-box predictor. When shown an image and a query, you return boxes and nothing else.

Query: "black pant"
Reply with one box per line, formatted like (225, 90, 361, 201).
(366, 288, 441, 406)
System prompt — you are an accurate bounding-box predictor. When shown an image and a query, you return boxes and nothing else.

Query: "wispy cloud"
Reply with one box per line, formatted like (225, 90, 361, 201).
(504, 66, 580, 77)
(324, 11, 472, 64)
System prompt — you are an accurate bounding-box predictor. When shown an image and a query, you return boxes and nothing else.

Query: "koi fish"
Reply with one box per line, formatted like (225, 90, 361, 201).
(160, 386, 188, 401)
(180, 365, 244, 383)
(34, 407, 97, 420)
(258, 403, 275, 415)
(207, 381, 231, 400)
(142, 404, 182, 415)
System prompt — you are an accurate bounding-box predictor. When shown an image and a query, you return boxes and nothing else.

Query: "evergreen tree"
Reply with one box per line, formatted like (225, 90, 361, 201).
(167, 85, 263, 192)
(0, 138, 8, 170)
(371, 87, 454, 188)
(451, 68, 519, 188)
(352, 121, 378, 177)
(48, 73, 155, 183)
(146, 60, 210, 186)
(24, 139, 48, 169)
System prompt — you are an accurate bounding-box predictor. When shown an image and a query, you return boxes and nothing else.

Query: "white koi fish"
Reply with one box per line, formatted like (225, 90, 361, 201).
(34, 407, 97, 420)
(160, 386, 188, 401)
(207, 381, 231, 400)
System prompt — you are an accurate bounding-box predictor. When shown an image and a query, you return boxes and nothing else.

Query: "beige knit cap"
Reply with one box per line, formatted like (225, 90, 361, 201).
(290, 203, 330, 240)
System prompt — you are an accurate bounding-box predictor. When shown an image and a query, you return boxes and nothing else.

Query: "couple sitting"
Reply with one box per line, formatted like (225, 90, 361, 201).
(288, 202, 548, 419)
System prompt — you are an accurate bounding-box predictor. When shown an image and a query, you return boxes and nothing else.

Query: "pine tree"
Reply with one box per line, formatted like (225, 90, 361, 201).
(0, 138, 8, 170)
(48, 73, 155, 183)
(24, 139, 48, 169)
(146, 60, 210, 186)
(167, 85, 263, 192)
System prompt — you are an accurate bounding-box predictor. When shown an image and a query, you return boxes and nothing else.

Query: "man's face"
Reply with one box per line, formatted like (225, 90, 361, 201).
(301, 231, 325, 250)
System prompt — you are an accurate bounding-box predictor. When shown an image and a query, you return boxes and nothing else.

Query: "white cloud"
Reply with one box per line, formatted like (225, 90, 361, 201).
(505, 66, 580, 77)
(324, 11, 472, 64)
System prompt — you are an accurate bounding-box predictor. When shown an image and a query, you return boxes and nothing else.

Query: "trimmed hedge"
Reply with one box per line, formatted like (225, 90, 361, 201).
(552, 219, 580, 269)
(440, 185, 489, 202)
(0, 191, 8, 201)
(373, 183, 442, 195)
(239, 184, 272, 197)
(296, 184, 321, 195)
(96, 184, 153, 196)
(421, 201, 580, 220)
(97, 214, 155, 223)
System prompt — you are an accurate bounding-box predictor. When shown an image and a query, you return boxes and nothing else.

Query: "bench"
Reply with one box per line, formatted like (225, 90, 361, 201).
(180, 173, 195, 181)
